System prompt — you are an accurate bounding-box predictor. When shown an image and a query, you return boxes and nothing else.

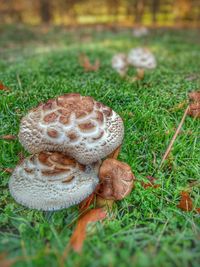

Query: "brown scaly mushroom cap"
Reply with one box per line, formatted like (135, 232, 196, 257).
(97, 158, 135, 200)
(19, 93, 124, 165)
(9, 152, 100, 211)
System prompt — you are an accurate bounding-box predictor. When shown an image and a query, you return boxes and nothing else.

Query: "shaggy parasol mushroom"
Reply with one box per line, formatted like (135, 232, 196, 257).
(111, 53, 128, 76)
(9, 93, 135, 212)
(9, 152, 100, 211)
(127, 48, 157, 70)
(96, 158, 134, 201)
(19, 93, 124, 165)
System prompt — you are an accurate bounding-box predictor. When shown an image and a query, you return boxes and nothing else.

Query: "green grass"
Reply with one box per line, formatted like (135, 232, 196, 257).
(0, 25, 200, 267)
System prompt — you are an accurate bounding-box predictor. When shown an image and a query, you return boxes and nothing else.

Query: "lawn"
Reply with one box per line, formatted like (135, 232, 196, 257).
(0, 25, 200, 267)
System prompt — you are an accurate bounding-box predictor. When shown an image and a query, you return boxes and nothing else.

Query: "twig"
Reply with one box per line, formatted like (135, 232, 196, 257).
(160, 105, 190, 167)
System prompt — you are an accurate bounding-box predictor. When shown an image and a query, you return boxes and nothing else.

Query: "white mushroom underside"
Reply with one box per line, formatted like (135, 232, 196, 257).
(9, 156, 99, 211)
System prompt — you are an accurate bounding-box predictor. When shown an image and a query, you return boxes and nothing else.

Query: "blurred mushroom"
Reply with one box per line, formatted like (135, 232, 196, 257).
(19, 93, 124, 165)
(111, 53, 128, 76)
(127, 48, 157, 69)
(9, 152, 100, 211)
(97, 158, 135, 200)
(132, 26, 149, 37)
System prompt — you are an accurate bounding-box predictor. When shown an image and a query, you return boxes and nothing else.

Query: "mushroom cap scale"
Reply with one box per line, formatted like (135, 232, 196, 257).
(97, 158, 135, 200)
(9, 152, 99, 211)
(127, 48, 157, 69)
(19, 93, 124, 165)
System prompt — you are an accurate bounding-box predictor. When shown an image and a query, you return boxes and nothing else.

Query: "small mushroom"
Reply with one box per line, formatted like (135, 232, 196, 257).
(127, 48, 157, 70)
(132, 27, 149, 38)
(19, 93, 124, 165)
(9, 152, 100, 211)
(97, 158, 135, 200)
(111, 53, 128, 76)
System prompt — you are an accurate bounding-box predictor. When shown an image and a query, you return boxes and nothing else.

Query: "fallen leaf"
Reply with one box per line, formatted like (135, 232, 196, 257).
(79, 193, 95, 212)
(187, 102, 200, 118)
(79, 54, 100, 72)
(1, 135, 16, 140)
(177, 191, 193, 212)
(188, 91, 200, 102)
(0, 82, 10, 91)
(70, 208, 107, 253)
(187, 91, 200, 118)
(141, 182, 160, 189)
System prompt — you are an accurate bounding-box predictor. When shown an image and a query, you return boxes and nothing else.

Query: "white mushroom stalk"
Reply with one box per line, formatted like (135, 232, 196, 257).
(19, 93, 124, 165)
(127, 48, 157, 70)
(9, 152, 100, 211)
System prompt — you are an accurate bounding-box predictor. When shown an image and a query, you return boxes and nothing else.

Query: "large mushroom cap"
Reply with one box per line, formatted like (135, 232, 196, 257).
(127, 48, 157, 69)
(19, 93, 124, 165)
(9, 152, 99, 211)
(97, 158, 135, 200)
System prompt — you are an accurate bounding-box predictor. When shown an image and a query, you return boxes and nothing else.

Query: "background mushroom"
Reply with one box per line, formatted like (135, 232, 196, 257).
(19, 93, 124, 165)
(9, 152, 100, 211)
(96, 158, 135, 201)
(127, 47, 157, 69)
(111, 53, 128, 76)
(132, 26, 149, 37)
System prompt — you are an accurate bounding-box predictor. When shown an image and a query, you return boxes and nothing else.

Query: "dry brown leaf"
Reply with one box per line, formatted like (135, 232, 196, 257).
(0, 82, 10, 91)
(79, 193, 95, 212)
(141, 182, 160, 189)
(187, 102, 200, 118)
(1, 135, 16, 140)
(177, 191, 193, 212)
(187, 91, 200, 118)
(188, 91, 200, 102)
(70, 208, 107, 253)
(79, 54, 100, 72)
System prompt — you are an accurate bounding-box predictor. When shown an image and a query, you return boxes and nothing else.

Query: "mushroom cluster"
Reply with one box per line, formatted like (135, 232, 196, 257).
(112, 48, 157, 76)
(9, 93, 135, 211)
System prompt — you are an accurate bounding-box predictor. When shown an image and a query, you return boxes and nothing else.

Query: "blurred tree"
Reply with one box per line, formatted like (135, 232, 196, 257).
(0, 0, 199, 26)
(152, 0, 160, 24)
(40, 0, 52, 23)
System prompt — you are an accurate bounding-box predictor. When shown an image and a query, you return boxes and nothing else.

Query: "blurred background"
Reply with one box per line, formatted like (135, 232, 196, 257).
(0, 0, 200, 27)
